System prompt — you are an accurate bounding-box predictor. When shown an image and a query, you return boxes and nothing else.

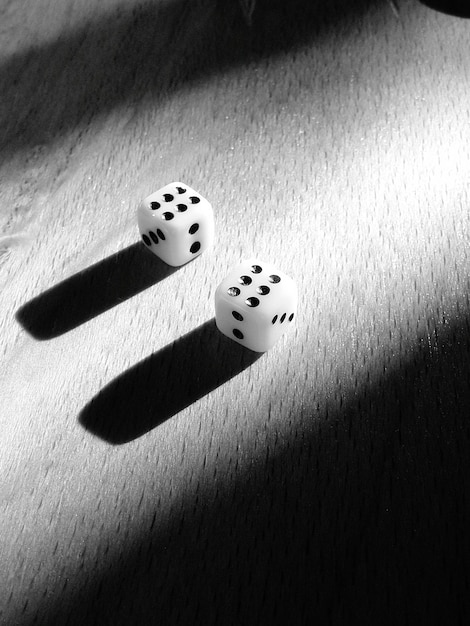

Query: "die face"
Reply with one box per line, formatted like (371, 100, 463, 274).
(138, 182, 214, 266)
(215, 260, 297, 352)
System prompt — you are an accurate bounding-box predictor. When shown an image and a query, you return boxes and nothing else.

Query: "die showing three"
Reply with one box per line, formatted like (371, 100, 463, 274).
(138, 184, 297, 352)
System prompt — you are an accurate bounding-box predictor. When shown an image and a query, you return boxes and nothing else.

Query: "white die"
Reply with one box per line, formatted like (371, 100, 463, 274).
(137, 182, 214, 267)
(215, 259, 297, 352)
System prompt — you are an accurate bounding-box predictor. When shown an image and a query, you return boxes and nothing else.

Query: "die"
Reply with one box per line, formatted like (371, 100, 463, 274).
(215, 259, 297, 352)
(137, 182, 214, 266)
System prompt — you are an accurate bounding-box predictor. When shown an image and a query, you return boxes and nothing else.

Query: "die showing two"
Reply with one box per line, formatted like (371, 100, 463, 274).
(137, 182, 297, 352)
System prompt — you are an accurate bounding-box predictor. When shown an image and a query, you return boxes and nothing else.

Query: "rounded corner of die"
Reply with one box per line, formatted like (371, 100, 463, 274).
(214, 281, 225, 301)
(137, 199, 148, 214)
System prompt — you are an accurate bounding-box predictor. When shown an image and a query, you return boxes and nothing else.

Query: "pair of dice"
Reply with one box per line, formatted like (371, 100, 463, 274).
(137, 182, 297, 353)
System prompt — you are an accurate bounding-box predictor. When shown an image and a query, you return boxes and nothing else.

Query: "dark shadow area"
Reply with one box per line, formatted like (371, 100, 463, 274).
(27, 315, 470, 625)
(420, 0, 470, 17)
(0, 0, 380, 161)
(79, 318, 262, 443)
(16, 243, 176, 339)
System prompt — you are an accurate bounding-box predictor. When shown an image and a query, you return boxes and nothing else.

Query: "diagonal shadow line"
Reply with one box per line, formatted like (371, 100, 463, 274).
(16, 243, 176, 339)
(22, 315, 470, 625)
(79, 318, 262, 444)
(0, 0, 381, 161)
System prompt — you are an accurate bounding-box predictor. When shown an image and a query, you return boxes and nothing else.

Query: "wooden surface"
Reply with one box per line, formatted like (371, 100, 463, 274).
(1, 0, 470, 623)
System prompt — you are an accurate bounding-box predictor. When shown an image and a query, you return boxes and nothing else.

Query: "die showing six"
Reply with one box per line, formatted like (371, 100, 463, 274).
(137, 182, 214, 267)
(139, 185, 297, 351)
(215, 260, 297, 352)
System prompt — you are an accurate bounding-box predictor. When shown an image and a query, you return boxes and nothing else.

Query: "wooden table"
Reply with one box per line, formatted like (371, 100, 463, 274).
(1, 0, 470, 623)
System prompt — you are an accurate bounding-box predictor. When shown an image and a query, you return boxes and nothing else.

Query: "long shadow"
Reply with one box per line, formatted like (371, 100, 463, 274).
(16, 243, 176, 339)
(0, 0, 380, 161)
(420, 0, 470, 16)
(79, 318, 262, 443)
(23, 314, 470, 625)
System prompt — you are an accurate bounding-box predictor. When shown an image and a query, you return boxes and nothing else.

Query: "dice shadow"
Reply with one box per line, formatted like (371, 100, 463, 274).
(28, 316, 470, 625)
(79, 318, 262, 444)
(16, 243, 177, 339)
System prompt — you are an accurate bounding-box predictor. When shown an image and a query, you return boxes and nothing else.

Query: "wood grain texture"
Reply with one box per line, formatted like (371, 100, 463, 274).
(1, 0, 470, 624)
